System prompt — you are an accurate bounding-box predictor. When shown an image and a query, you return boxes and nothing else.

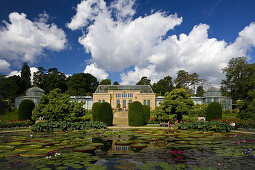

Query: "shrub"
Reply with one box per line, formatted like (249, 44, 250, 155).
(92, 102, 101, 121)
(18, 99, 35, 120)
(189, 103, 207, 117)
(128, 101, 144, 126)
(0, 120, 33, 128)
(150, 107, 169, 123)
(143, 105, 150, 125)
(97, 102, 113, 126)
(32, 89, 85, 122)
(31, 121, 107, 132)
(206, 102, 222, 121)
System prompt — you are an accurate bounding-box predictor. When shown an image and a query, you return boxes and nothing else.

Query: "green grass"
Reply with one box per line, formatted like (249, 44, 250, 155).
(0, 110, 18, 120)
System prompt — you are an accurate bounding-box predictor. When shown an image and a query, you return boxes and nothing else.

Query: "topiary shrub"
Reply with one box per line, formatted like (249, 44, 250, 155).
(128, 101, 144, 126)
(92, 102, 101, 121)
(97, 102, 113, 126)
(18, 99, 35, 120)
(143, 105, 150, 125)
(206, 102, 222, 121)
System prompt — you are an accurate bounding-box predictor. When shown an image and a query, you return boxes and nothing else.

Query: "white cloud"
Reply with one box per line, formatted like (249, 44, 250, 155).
(84, 63, 109, 81)
(0, 12, 67, 72)
(69, 0, 255, 86)
(8, 67, 39, 83)
(0, 59, 10, 72)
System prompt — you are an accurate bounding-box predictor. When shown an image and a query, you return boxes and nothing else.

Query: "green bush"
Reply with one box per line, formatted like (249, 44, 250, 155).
(150, 107, 169, 123)
(97, 102, 113, 126)
(128, 101, 144, 126)
(0, 120, 33, 128)
(189, 103, 208, 117)
(143, 105, 150, 125)
(31, 121, 107, 132)
(32, 89, 85, 122)
(18, 99, 35, 120)
(92, 102, 101, 121)
(206, 102, 222, 121)
(177, 121, 230, 133)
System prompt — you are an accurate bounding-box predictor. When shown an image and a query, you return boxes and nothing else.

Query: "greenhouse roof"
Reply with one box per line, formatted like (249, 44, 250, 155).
(94, 85, 154, 93)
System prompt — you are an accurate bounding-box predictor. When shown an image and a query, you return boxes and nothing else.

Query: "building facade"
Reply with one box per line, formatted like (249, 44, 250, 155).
(93, 85, 156, 109)
(70, 96, 93, 110)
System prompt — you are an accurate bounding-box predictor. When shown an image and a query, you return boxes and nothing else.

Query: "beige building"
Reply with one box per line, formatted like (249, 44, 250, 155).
(93, 85, 156, 110)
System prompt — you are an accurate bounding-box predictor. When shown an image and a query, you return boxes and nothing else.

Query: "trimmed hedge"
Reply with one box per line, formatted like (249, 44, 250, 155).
(143, 105, 150, 125)
(206, 102, 222, 121)
(18, 99, 35, 120)
(92, 102, 101, 121)
(31, 121, 107, 132)
(128, 101, 144, 126)
(177, 121, 230, 133)
(97, 102, 113, 126)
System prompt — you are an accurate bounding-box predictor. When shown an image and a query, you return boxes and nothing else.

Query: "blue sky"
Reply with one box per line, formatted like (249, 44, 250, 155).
(0, 0, 255, 85)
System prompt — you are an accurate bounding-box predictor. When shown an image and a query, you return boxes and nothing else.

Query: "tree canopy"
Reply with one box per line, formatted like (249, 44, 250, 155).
(113, 81, 119, 85)
(100, 79, 111, 85)
(21, 63, 31, 90)
(136, 76, 151, 85)
(152, 76, 174, 96)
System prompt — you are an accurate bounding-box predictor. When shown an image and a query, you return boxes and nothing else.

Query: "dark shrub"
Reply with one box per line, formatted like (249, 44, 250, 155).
(18, 99, 35, 120)
(128, 101, 144, 126)
(92, 102, 101, 121)
(206, 102, 222, 121)
(97, 102, 113, 126)
(143, 105, 150, 125)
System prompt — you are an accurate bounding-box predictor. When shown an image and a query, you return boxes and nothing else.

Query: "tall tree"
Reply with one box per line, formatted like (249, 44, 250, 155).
(67, 73, 99, 96)
(196, 85, 204, 97)
(33, 67, 46, 87)
(113, 81, 119, 85)
(136, 76, 151, 85)
(100, 79, 111, 85)
(221, 57, 255, 100)
(21, 63, 31, 90)
(152, 76, 174, 96)
(174, 70, 190, 88)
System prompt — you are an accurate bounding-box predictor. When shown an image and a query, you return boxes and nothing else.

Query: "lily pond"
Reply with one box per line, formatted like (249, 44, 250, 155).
(0, 129, 255, 170)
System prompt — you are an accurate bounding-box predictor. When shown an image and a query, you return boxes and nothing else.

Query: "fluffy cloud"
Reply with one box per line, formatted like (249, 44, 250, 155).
(8, 67, 39, 83)
(0, 59, 10, 72)
(69, 0, 255, 85)
(84, 63, 109, 81)
(0, 12, 66, 72)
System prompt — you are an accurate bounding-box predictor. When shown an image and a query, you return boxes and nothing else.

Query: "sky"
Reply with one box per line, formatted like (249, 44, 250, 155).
(0, 0, 255, 86)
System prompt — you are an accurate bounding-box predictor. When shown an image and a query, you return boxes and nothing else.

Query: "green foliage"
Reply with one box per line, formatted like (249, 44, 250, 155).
(143, 105, 150, 124)
(128, 101, 144, 126)
(174, 70, 200, 89)
(196, 85, 204, 97)
(100, 79, 111, 85)
(113, 81, 119, 85)
(97, 102, 113, 126)
(0, 120, 33, 128)
(136, 76, 151, 85)
(189, 103, 208, 117)
(67, 73, 99, 96)
(152, 76, 174, 96)
(0, 96, 11, 114)
(238, 91, 255, 121)
(21, 62, 31, 90)
(160, 88, 194, 121)
(177, 121, 231, 133)
(150, 107, 169, 123)
(92, 102, 101, 121)
(32, 88, 85, 122)
(206, 102, 222, 121)
(31, 121, 107, 132)
(18, 99, 35, 120)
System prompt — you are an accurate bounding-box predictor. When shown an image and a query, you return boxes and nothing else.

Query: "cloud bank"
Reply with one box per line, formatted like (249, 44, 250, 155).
(0, 12, 67, 72)
(70, 0, 255, 85)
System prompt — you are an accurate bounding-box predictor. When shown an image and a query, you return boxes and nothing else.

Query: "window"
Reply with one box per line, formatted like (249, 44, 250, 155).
(147, 100, 150, 107)
(99, 100, 101, 103)
(116, 94, 117, 97)
(144, 100, 146, 105)
(122, 94, 123, 97)
(123, 100, 126, 108)
(117, 100, 120, 107)
(102, 100, 105, 102)
(129, 100, 132, 103)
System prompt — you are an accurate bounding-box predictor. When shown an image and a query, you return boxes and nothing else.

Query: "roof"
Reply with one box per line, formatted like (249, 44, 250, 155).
(27, 87, 44, 93)
(94, 85, 154, 93)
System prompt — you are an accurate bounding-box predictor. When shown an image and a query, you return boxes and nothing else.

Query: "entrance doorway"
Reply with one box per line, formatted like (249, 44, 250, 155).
(123, 100, 126, 109)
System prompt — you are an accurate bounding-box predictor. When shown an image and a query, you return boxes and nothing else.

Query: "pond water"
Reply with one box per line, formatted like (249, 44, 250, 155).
(0, 129, 255, 170)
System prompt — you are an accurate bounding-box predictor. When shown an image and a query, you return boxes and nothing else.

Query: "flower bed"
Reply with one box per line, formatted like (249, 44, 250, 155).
(213, 119, 255, 129)
(0, 120, 33, 129)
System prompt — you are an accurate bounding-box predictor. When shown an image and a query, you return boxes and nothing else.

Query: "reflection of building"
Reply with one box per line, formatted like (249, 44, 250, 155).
(70, 96, 93, 110)
(191, 87, 232, 110)
(93, 85, 156, 109)
(15, 87, 44, 108)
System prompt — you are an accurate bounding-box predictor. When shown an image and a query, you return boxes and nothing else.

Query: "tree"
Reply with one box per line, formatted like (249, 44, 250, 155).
(160, 88, 194, 121)
(33, 67, 46, 87)
(136, 76, 151, 85)
(221, 57, 255, 101)
(152, 76, 174, 96)
(32, 88, 85, 121)
(113, 81, 119, 85)
(196, 85, 204, 97)
(21, 63, 31, 90)
(100, 79, 111, 85)
(238, 89, 255, 121)
(67, 73, 99, 96)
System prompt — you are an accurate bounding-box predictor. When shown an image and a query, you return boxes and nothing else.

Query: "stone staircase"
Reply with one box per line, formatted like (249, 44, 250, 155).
(113, 111, 128, 125)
